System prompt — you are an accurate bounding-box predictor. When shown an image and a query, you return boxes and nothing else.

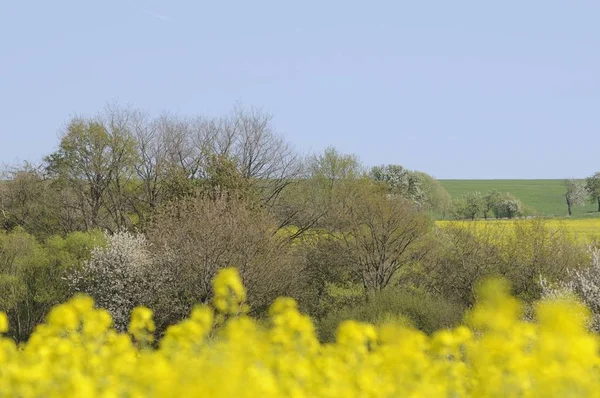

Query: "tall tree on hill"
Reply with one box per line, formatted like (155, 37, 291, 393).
(564, 179, 585, 216)
(585, 172, 600, 212)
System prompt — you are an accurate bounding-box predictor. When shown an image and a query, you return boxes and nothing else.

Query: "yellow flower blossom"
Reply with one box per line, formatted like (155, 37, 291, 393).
(0, 272, 599, 396)
(0, 312, 8, 334)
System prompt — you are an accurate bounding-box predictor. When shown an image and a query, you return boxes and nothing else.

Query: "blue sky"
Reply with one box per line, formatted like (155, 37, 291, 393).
(1, 1, 598, 178)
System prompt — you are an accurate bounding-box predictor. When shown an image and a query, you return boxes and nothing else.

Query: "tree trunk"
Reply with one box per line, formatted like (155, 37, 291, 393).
(566, 195, 572, 216)
(597, 196, 600, 212)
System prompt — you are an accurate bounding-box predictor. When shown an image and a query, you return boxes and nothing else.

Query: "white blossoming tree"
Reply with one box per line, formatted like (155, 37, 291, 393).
(540, 246, 600, 330)
(68, 230, 157, 331)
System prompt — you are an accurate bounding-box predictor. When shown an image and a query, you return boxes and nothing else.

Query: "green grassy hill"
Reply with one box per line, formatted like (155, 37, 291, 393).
(439, 179, 600, 218)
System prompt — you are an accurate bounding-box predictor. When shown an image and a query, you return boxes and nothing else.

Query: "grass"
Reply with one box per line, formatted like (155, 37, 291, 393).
(439, 179, 600, 218)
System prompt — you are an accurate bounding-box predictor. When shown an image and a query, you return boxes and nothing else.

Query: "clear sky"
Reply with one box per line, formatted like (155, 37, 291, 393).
(1, 1, 598, 179)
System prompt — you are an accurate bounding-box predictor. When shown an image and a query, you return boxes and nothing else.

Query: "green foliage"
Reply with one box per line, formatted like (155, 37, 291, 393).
(419, 220, 588, 307)
(0, 166, 68, 239)
(585, 172, 600, 212)
(451, 191, 484, 220)
(0, 228, 105, 341)
(44, 115, 138, 231)
(45, 230, 106, 269)
(482, 190, 501, 220)
(317, 286, 465, 342)
(493, 193, 524, 219)
(308, 147, 363, 183)
(413, 171, 452, 214)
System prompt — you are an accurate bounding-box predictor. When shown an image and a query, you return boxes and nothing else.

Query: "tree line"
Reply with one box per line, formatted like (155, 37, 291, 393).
(0, 104, 598, 341)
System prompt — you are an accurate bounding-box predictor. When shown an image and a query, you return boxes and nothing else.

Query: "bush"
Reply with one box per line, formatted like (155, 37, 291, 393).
(421, 219, 588, 307)
(147, 193, 304, 317)
(420, 223, 506, 307)
(0, 228, 105, 341)
(317, 286, 465, 342)
(493, 193, 524, 219)
(68, 230, 158, 331)
(541, 246, 600, 331)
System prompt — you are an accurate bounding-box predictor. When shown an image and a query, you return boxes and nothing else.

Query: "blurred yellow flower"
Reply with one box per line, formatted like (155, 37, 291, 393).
(0, 270, 598, 396)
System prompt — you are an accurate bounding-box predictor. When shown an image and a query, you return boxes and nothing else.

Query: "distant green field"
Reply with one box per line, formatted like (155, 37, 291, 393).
(439, 179, 600, 219)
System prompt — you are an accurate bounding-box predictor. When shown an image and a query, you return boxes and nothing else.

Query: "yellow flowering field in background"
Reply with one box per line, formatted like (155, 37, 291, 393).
(437, 218, 600, 242)
(1, 268, 600, 397)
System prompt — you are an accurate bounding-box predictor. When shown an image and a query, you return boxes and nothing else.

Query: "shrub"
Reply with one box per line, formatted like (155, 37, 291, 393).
(493, 193, 523, 218)
(147, 194, 304, 316)
(422, 220, 588, 307)
(541, 246, 600, 331)
(317, 286, 465, 342)
(68, 230, 158, 331)
(0, 228, 106, 341)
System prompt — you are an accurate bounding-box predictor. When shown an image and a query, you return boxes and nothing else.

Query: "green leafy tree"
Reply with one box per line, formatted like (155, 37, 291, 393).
(412, 171, 452, 215)
(44, 105, 141, 231)
(585, 172, 600, 212)
(0, 164, 66, 238)
(452, 191, 483, 220)
(0, 228, 105, 341)
(483, 190, 501, 220)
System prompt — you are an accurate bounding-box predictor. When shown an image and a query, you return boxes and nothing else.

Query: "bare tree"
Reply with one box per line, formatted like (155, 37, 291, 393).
(39, 104, 301, 232)
(99, 104, 141, 230)
(332, 181, 430, 291)
(147, 193, 303, 314)
(227, 106, 301, 206)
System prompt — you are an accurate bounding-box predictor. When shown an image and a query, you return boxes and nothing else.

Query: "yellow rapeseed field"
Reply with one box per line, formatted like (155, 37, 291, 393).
(437, 218, 600, 242)
(0, 268, 599, 397)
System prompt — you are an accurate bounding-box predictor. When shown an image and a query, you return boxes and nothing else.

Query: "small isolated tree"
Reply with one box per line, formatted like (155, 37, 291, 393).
(565, 179, 585, 216)
(585, 172, 600, 212)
